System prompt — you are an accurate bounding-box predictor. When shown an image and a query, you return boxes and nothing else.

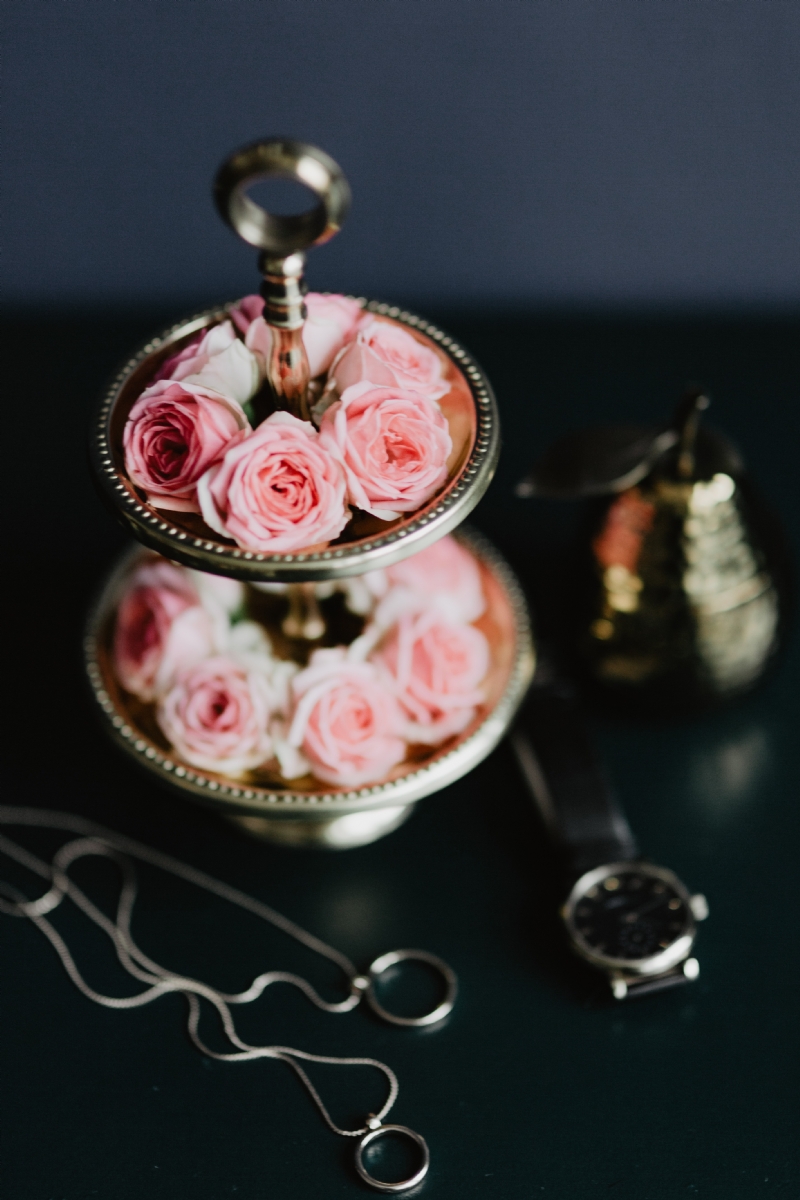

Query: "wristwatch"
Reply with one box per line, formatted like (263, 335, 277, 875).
(510, 669, 708, 1000)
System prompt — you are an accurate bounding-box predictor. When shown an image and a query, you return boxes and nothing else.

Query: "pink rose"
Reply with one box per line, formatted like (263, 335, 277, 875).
(123, 380, 250, 513)
(230, 295, 264, 335)
(242, 310, 272, 369)
(302, 293, 363, 377)
(187, 569, 245, 618)
(197, 411, 350, 553)
(374, 609, 490, 744)
(330, 318, 450, 402)
(113, 561, 217, 701)
(384, 536, 486, 624)
(232, 292, 362, 379)
(287, 649, 407, 787)
(318, 381, 452, 520)
(154, 320, 260, 405)
(157, 656, 274, 777)
(229, 296, 270, 369)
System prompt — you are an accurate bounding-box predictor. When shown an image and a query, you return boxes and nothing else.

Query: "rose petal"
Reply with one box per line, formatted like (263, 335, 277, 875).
(113, 561, 217, 701)
(196, 412, 350, 553)
(157, 655, 275, 777)
(373, 608, 489, 744)
(287, 652, 406, 787)
(330, 318, 450, 402)
(123, 380, 250, 512)
(318, 383, 452, 520)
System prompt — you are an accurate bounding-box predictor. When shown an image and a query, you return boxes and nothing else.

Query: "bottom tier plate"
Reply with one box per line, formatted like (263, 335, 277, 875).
(84, 530, 535, 848)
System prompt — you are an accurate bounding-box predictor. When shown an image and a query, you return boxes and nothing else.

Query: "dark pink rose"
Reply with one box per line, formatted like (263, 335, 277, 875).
(153, 321, 260, 405)
(330, 318, 450, 402)
(197, 411, 350, 553)
(287, 649, 406, 787)
(154, 334, 206, 382)
(230, 294, 264, 335)
(113, 561, 216, 701)
(123, 380, 250, 512)
(157, 655, 274, 777)
(374, 609, 490, 744)
(318, 381, 452, 520)
(385, 536, 486, 623)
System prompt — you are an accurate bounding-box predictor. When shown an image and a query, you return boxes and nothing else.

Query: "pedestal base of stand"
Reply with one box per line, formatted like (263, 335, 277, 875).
(228, 804, 414, 849)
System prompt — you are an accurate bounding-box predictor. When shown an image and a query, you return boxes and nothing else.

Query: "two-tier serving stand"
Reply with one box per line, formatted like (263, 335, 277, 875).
(85, 140, 535, 848)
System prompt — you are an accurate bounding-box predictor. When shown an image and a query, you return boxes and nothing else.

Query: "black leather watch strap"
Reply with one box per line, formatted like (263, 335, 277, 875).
(622, 970, 690, 1000)
(511, 671, 639, 880)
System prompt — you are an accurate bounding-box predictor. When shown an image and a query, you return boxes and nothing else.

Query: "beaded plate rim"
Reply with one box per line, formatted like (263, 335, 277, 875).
(89, 299, 500, 583)
(84, 528, 535, 818)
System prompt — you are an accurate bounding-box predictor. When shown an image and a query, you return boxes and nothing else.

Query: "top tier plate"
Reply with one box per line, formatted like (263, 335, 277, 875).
(90, 298, 499, 582)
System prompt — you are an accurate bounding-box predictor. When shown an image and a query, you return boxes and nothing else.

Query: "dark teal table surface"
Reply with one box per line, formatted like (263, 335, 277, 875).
(2, 311, 798, 1198)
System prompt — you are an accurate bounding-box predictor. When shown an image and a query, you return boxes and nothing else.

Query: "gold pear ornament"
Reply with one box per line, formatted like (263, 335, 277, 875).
(518, 390, 791, 715)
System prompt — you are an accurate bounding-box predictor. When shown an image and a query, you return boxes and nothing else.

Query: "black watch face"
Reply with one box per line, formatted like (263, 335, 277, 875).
(566, 865, 693, 965)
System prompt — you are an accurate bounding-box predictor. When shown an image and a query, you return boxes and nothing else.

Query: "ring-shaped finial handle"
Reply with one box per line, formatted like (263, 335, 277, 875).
(366, 949, 458, 1028)
(213, 138, 351, 256)
(355, 1124, 430, 1193)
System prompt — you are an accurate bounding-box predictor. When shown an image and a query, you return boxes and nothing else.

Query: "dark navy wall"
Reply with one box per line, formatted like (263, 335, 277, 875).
(3, 1, 800, 310)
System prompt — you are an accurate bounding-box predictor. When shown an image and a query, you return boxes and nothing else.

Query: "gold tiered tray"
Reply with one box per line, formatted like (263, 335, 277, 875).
(89, 299, 499, 583)
(84, 138, 532, 847)
(85, 529, 534, 848)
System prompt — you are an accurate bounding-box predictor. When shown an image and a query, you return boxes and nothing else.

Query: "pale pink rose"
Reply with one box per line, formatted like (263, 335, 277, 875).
(287, 649, 406, 787)
(184, 570, 246, 649)
(231, 296, 272, 381)
(318, 381, 452, 520)
(113, 561, 217, 701)
(123, 380, 250, 513)
(239, 292, 362, 380)
(157, 655, 274, 777)
(374, 609, 490, 744)
(197, 411, 350, 553)
(303, 293, 363, 377)
(243, 312, 272, 370)
(330, 318, 450, 402)
(383, 536, 486, 624)
(154, 321, 260, 405)
(187, 570, 245, 617)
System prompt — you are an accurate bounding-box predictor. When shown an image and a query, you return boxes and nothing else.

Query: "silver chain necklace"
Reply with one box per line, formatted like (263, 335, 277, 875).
(0, 806, 457, 1193)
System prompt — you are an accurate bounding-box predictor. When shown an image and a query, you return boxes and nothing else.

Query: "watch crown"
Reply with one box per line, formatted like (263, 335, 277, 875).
(689, 894, 709, 921)
(683, 957, 700, 981)
(610, 974, 628, 1001)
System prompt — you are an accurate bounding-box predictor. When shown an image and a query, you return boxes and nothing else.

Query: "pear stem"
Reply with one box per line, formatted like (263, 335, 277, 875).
(673, 389, 711, 480)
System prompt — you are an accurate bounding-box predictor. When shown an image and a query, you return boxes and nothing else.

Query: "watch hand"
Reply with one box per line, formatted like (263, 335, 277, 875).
(627, 896, 670, 920)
